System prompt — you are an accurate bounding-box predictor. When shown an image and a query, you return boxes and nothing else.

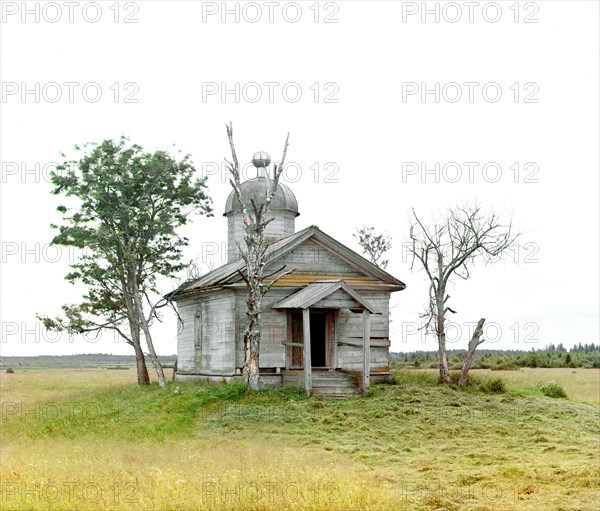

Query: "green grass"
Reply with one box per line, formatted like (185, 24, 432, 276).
(1, 369, 599, 510)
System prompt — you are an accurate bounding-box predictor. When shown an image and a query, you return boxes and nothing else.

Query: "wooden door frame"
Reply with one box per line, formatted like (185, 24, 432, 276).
(286, 310, 302, 369)
(286, 308, 336, 369)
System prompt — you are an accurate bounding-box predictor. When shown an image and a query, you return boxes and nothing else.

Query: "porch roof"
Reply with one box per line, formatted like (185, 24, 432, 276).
(272, 280, 378, 313)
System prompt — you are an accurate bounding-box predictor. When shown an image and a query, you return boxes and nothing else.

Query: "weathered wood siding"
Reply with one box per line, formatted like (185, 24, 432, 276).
(228, 211, 296, 262)
(177, 236, 394, 376)
(312, 289, 363, 309)
(230, 288, 391, 371)
(264, 238, 365, 276)
(176, 297, 196, 373)
(335, 292, 391, 371)
(234, 288, 289, 369)
(175, 289, 236, 375)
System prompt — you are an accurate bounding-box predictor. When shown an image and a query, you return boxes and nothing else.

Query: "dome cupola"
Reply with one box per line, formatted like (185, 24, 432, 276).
(224, 156, 299, 262)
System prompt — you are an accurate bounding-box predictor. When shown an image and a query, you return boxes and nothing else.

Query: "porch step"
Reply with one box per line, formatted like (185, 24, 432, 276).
(282, 369, 360, 399)
(312, 387, 360, 399)
(310, 380, 355, 388)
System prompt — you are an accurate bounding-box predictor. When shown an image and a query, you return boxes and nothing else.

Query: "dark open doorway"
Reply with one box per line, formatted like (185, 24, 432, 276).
(309, 312, 327, 367)
(288, 309, 333, 369)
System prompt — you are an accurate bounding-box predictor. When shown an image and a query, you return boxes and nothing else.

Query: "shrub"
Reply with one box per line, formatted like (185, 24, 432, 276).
(537, 381, 568, 399)
(6, 367, 14, 374)
(449, 372, 506, 394)
(448, 372, 461, 385)
(479, 377, 506, 394)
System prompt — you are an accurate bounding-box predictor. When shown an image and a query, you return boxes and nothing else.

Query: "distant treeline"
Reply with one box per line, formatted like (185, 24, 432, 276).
(3, 345, 599, 370)
(391, 344, 600, 370)
(0, 353, 177, 369)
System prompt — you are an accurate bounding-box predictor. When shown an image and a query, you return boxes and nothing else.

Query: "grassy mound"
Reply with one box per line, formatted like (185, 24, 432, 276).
(1, 369, 598, 510)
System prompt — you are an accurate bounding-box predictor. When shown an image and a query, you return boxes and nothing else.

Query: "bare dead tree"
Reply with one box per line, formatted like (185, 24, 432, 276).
(459, 317, 485, 386)
(224, 122, 291, 390)
(354, 226, 392, 269)
(408, 203, 519, 385)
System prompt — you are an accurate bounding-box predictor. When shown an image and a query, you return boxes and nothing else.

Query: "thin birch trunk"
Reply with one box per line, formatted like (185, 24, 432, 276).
(458, 318, 485, 387)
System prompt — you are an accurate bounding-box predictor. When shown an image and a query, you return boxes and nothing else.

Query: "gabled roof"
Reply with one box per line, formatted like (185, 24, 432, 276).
(167, 225, 406, 300)
(272, 280, 379, 313)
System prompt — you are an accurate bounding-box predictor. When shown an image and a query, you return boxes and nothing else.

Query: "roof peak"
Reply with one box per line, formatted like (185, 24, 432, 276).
(166, 224, 406, 299)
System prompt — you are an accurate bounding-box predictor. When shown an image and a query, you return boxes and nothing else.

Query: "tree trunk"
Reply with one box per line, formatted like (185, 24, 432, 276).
(246, 346, 260, 390)
(242, 265, 262, 390)
(131, 276, 166, 387)
(140, 320, 166, 388)
(122, 284, 149, 385)
(458, 318, 485, 387)
(437, 336, 450, 384)
(242, 324, 261, 389)
(129, 322, 149, 385)
(133, 340, 150, 384)
(436, 295, 450, 384)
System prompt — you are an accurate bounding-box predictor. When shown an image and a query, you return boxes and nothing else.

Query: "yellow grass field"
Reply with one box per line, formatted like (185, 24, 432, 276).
(1, 367, 598, 510)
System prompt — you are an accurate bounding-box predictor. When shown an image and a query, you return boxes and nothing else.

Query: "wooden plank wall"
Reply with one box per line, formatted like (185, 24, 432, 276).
(228, 211, 296, 262)
(176, 297, 196, 372)
(178, 236, 395, 374)
(336, 293, 391, 371)
(231, 288, 392, 371)
(313, 289, 362, 309)
(264, 238, 365, 276)
(234, 289, 290, 369)
(176, 290, 236, 374)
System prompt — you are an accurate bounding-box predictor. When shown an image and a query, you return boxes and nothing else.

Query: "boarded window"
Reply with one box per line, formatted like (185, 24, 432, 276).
(194, 314, 202, 355)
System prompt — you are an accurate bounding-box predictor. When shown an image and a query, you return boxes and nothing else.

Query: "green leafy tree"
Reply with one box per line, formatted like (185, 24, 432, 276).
(354, 226, 392, 269)
(38, 137, 212, 385)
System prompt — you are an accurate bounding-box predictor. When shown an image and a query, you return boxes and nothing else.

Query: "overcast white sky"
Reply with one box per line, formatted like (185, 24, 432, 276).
(1, 1, 598, 357)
